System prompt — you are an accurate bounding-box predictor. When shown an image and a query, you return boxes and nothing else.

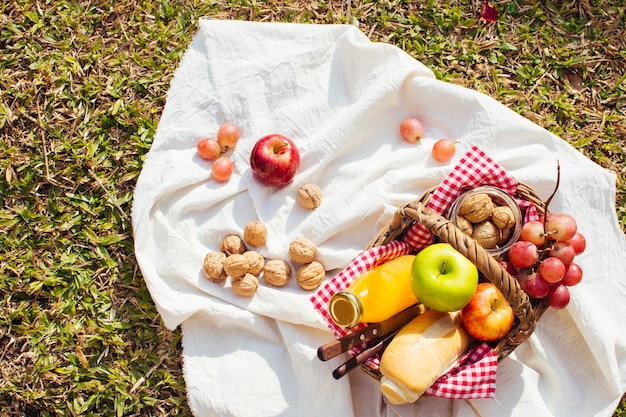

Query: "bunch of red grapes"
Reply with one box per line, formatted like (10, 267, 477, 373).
(503, 213, 586, 309)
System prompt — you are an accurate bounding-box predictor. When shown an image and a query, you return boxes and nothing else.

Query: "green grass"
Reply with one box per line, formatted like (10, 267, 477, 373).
(1, 0, 624, 415)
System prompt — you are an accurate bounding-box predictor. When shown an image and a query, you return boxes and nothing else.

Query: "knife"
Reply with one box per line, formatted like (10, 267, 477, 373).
(317, 303, 423, 362)
(331, 328, 399, 380)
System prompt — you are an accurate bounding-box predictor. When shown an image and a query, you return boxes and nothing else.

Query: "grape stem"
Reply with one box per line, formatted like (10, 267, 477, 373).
(542, 160, 561, 232)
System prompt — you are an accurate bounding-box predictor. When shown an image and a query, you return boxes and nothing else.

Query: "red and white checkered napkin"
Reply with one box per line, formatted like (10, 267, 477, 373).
(310, 145, 538, 400)
(402, 144, 539, 250)
(424, 343, 498, 399)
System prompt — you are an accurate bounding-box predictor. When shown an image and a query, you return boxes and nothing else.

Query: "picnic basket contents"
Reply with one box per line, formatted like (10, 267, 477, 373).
(312, 145, 588, 404)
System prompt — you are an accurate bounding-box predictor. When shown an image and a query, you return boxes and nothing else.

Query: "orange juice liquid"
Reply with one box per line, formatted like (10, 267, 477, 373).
(348, 255, 418, 323)
(329, 255, 419, 327)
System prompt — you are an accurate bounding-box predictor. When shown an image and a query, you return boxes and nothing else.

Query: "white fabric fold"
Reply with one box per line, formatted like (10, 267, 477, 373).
(132, 19, 626, 417)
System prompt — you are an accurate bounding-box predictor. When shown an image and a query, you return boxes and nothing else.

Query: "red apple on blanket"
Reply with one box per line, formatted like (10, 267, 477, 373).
(250, 134, 300, 188)
(461, 283, 515, 342)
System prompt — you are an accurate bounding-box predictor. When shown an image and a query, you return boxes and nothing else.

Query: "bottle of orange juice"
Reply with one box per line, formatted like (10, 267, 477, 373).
(329, 255, 418, 328)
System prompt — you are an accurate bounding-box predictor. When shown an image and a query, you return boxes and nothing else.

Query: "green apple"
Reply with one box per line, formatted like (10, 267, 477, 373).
(411, 243, 479, 312)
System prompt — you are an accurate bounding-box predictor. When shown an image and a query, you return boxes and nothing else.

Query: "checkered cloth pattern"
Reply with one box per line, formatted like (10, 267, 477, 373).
(424, 342, 498, 399)
(402, 144, 533, 249)
(310, 145, 537, 400)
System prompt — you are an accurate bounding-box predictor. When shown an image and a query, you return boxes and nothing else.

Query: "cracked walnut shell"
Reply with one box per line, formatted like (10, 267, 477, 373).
(203, 251, 227, 282)
(220, 234, 246, 256)
(297, 183, 322, 209)
(223, 254, 250, 277)
(263, 259, 292, 287)
(297, 261, 325, 290)
(231, 273, 258, 297)
(459, 193, 493, 223)
(289, 237, 317, 264)
(243, 220, 267, 247)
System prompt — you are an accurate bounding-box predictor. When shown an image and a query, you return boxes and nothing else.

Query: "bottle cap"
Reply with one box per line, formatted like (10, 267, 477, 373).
(329, 291, 362, 328)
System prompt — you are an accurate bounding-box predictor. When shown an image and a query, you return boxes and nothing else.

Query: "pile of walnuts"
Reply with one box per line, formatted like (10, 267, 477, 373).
(455, 192, 517, 249)
(202, 220, 326, 297)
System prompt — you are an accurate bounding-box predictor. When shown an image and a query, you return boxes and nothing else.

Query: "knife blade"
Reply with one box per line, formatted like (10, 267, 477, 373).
(317, 303, 423, 361)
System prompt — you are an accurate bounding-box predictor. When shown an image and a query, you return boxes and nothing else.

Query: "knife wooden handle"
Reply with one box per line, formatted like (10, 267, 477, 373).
(317, 325, 382, 361)
(317, 304, 423, 361)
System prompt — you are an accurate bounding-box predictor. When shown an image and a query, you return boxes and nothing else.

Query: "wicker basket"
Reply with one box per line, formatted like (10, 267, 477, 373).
(360, 182, 551, 380)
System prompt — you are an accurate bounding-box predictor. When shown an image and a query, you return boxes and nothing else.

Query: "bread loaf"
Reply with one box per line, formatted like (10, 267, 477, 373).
(379, 309, 469, 404)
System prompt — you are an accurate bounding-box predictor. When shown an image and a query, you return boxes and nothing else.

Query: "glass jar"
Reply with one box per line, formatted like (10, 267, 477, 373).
(448, 186, 522, 257)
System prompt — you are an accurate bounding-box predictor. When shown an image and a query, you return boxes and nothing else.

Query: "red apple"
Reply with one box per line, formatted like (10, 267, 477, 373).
(250, 134, 300, 188)
(461, 282, 515, 342)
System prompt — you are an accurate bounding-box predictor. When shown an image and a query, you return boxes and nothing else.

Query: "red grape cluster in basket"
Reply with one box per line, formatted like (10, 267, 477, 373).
(502, 213, 586, 309)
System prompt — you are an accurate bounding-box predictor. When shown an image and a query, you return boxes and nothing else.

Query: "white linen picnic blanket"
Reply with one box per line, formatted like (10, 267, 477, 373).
(132, 19, 626, 417)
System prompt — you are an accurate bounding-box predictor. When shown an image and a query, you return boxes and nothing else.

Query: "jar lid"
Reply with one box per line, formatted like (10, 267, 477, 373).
(329, 291, 363, 328)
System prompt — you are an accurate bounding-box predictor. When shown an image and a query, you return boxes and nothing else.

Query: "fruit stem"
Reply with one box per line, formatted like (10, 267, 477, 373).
(440, 260, 446, 274)
(542, 160, 561, 231)
(273, 142, 288, 155)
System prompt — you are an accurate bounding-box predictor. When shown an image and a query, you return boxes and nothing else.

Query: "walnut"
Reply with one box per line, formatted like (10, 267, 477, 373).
(497, 227, 512, 246)
(491, 206, 516, 230)
(203, 251, 227, 282)
(455, 216, 473, 236)
(231, 273, 258, 297)
(297, 183, 322, 209)
(471, 221, 499, 249)
(220, 235, 246, 256)
(263, 259, 292, 287)
(223, 254, 250, 277)
(289, 237, 317, 264)
(460, 193, 493, 223)
(243, 220, 267, 247)
(243, 250, 265, 276)
(297, 261, 325, 290)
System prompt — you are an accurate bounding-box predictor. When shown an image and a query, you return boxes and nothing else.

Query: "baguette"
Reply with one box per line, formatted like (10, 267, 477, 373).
(379, 309, 469, 405)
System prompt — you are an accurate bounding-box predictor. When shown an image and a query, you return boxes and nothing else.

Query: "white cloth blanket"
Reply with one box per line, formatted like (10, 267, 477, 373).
(132, 19, 626, 417)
